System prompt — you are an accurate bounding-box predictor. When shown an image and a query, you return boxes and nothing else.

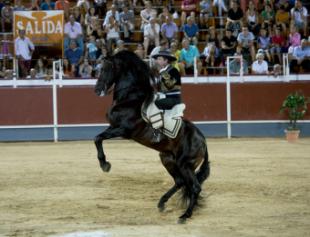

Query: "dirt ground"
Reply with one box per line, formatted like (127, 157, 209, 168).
(0, 138, 309, 237)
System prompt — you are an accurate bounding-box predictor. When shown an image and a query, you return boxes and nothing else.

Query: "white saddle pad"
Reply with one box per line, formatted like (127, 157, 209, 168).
(142, 94, 185, 139)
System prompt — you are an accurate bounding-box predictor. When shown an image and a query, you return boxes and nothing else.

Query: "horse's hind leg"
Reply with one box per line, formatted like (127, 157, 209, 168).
(158, 153, 184, 211)
(177, 159, 202, 223)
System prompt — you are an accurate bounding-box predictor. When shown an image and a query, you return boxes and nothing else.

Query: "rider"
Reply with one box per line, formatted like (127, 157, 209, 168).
(151, 50, 182, 143)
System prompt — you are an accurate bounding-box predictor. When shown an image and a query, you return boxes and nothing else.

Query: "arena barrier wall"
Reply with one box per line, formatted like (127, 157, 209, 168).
(0, 77, 310, 141)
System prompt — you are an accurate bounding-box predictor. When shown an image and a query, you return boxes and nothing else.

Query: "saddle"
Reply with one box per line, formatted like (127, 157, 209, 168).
(141, 93, 185, 139)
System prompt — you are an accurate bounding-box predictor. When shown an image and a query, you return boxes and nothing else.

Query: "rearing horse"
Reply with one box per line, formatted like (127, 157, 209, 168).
(94, 50, 210, 223)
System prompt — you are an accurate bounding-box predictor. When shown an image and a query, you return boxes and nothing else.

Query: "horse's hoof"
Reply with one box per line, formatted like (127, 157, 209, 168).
(100, 162, 111, 172)
(177, 217, 187, 224)
(157, 203, 165, 212)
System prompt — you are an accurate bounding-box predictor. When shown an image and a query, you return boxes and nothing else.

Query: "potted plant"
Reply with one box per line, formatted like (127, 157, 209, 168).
(280, 91, 309, 142)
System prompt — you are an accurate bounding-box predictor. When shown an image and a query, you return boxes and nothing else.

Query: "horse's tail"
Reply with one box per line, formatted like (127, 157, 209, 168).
(196, 145, 210, 185)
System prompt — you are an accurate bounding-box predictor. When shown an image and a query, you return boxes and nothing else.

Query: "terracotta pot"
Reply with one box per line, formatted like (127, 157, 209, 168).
(285, 130, 300, 143)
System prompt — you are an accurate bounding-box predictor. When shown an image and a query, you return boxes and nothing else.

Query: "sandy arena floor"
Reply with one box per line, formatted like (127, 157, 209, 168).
(0, 138, 309, 237)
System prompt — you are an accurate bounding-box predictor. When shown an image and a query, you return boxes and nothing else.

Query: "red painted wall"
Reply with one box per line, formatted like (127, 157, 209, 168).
(0, 82, 309, 126)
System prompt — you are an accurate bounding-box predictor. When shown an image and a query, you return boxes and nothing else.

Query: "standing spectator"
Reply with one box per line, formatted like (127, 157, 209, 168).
(64, 15, 84, 52)
(105, 15, 120, 54)
(40, 0, 55, 10)
(15, 28, 35, 78)
(119, 4, 135, 42)
(290, 0, 308, 36)
(65, 40, 83, 77)
(143, 16, 160, 57)
(179, 38, 202, 75)
(221, 28, 237, 58)
(140, 1, 157, 30)
(226, 0, 243, 38)
(237, 26, 256, 63)
(180, 0, 197, 26)
(1, 0, 13, 32)
(251, 53, 269, 74)
(182, 16, 199, 45)
(78, 58, 93, 78)
(161, 14, 179, 44)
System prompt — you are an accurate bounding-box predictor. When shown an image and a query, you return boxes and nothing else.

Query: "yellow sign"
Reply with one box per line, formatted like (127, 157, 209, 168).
(14, 11, 64, 45)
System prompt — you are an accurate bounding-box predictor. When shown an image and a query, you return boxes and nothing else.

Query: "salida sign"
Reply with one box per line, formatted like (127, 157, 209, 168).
(14, 11, 64, 45)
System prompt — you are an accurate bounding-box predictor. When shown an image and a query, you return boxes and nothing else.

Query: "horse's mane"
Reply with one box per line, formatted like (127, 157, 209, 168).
(113, 50, 155, 106)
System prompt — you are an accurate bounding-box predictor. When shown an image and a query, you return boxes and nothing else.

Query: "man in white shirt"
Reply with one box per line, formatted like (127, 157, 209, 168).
(64, 14, 84, 52)
(290, 0, 308, 34)
(14, 28, 35, 78)
(251, 53, 268, 74)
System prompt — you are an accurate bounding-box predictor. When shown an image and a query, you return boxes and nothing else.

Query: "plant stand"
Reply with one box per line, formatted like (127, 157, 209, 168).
(285, 130, 300, 143)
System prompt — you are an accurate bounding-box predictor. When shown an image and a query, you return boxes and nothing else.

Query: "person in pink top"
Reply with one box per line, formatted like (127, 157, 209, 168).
(289, 25, 301, 47)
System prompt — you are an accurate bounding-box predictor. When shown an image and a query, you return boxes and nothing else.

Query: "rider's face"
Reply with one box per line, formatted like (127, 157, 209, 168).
(156, 56, 168, 68)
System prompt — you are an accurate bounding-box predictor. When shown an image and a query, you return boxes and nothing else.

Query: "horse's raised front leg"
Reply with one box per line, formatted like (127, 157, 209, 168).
(94, 126, 125, 172)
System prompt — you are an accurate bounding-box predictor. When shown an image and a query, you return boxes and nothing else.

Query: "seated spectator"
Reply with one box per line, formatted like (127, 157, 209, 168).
(94, 0, 106, 18)
(85, 6, 98, 27)
(105, 15, 120, 54)
(221, 28, 237, 58)
(290, 39, 310, 73)
(72, 6, 84, 25)
(275, 4, 290, 32)
(64, 15, 84, 52)
(0, 61, 5, 78)
(257, 28, 272, 62)
(55, 0, 70, 19)
(245, 0, 260, 36)
(206, 26, 220, 47)
(158, 6, 170, 26)
(1, 0, 13, 32)
(226, 0, 243, 38)
(170, 40, 185, 75)
(251, 52, 269, 74)
(161, 14, 179, 45)
(35, 59, 48, 79)
(290, 0, 308, 36)
(14, 0, 26, 11)
(94, 58, 104, 77)
(86, 35, 98, 61)
(78, 59, 93, 78)
(119, 4, 135, 41)
(40, 0, 55, 10)
(288, 24, 301, 48)
(271, 64, 282, 77)
(86, 16, 100, 38)
(3, 69, 13, 79)
(77, 0, 91, 10)
(179, 38, 202, 75)
(28, 0, 40, 10)
(113, 39, 127, 54)
(182, 16, 199, 45)
(260, 4, 275, 29)
(229, 50, 249, 75)
(65, 40, 83, 77)
(134, 43, 145, 59)
(143, 17, 160, 57)
(150, 39, 169, 67)
(201, 41, 221, 75)
(180, 0, 197, 26)
(26, 68, 40, 79)
(199, 0, 214, 29)
(140, 1, 157, 31)
(103, 4, 120, 29)
(270, 27, 286, 64)
(237, 26, 256, 63)
(62, 58, 74, 78)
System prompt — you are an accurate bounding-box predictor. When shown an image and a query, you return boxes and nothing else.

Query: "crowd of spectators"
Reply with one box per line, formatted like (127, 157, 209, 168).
(0, 0, 310, 79)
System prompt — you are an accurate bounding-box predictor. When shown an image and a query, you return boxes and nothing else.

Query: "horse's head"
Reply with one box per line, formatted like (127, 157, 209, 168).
(95, 59, 118, 96)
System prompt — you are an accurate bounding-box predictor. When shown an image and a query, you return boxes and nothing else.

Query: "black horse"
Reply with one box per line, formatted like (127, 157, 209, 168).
(94, 50, 210, 223)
